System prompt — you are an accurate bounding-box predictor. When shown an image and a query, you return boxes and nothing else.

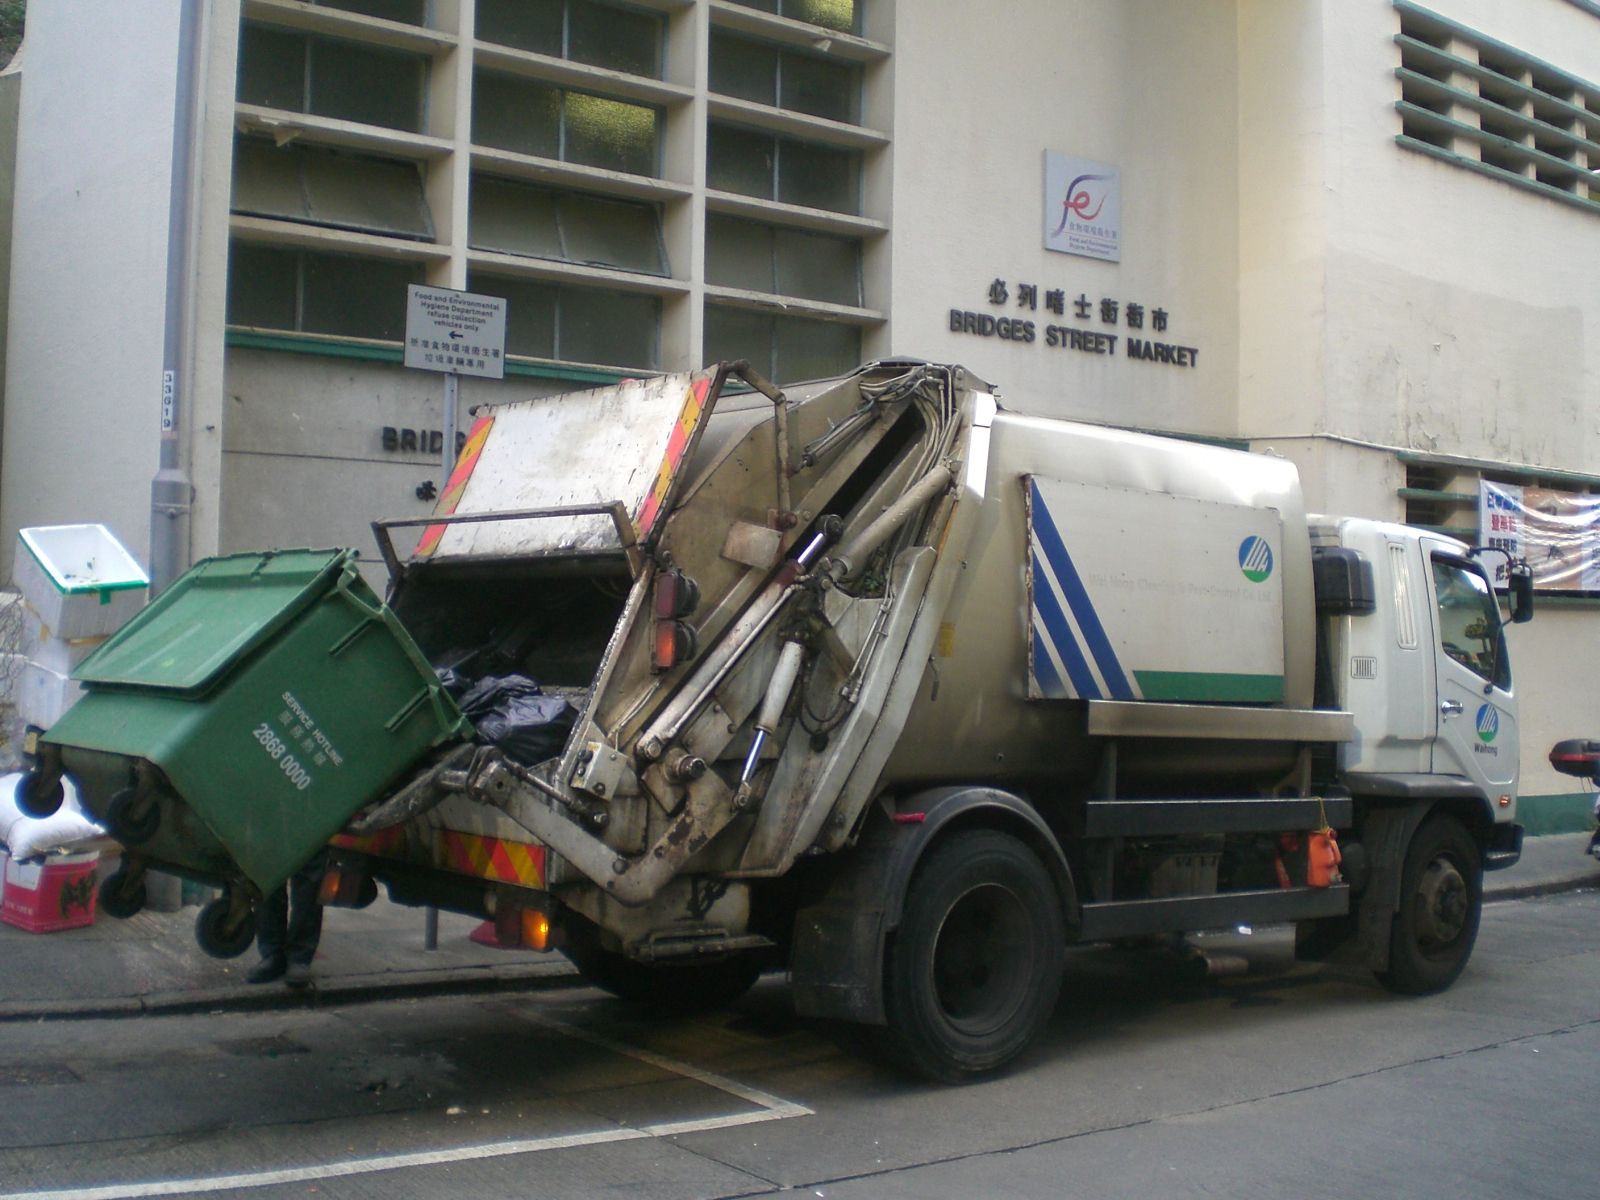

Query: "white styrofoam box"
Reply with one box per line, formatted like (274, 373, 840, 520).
(18, 603, 109, 675)
(15, 660, 83, 732)
(14, 525, 148, 640)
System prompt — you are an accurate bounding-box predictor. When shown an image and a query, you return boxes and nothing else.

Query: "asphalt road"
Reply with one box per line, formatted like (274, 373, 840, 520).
(3, 888, 1597, 1200)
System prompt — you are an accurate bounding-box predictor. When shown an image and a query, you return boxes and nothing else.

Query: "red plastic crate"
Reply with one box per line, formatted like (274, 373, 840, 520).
(1, 851, 98, 932)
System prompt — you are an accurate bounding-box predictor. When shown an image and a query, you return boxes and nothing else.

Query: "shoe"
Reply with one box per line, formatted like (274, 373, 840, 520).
(284, 961, 313, 989)
(247, 957, 286, 985)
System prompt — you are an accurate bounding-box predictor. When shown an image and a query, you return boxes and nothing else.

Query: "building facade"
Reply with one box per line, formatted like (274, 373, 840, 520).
(3, 0, 1599, 818)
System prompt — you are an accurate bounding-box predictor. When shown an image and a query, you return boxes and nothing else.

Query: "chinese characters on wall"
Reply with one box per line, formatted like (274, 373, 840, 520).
(947, 277, 1200, 368)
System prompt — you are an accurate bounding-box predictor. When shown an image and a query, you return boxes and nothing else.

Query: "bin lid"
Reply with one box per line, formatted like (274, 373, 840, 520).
(74, 549, 352, 695)
(17, 524, 149, 593)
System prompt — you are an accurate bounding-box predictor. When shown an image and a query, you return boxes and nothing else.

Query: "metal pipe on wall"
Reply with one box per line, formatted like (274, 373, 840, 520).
(149, 0, 203, 597)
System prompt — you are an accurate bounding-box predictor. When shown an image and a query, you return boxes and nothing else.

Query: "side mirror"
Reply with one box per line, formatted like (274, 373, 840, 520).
(1507, 560, 1534, 624)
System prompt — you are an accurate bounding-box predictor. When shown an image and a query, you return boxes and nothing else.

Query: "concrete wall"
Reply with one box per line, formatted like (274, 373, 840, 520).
(1239, 0, 1600, 466)
(219, 349, 575, 574)
(0, 0, 183, 578)
(886, 0, 1243, 437)
(0, 58, 22, 475)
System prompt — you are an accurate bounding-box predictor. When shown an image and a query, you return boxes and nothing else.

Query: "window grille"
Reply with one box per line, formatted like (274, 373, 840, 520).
(1393, 1, 1600, 211)
(473, 71, 661, 176)
(227, 243, 424, 341)
(704, 304, 860, 383)
(710, 31, 860, 124)
(232, 139, 435, 241)
(470, 178, 666, 274)
(237, 23, 426, 133)
(722, 0, 858, 35)
(309, 0, 427, 25)
(705, 214, 859, 306)
(477, 0, 663, 78)
(468, 273, 661, 369)
(707, 122, 861, 213)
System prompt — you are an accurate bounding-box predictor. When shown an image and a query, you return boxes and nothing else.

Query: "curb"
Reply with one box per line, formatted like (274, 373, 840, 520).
(0, 962, 585, 1024)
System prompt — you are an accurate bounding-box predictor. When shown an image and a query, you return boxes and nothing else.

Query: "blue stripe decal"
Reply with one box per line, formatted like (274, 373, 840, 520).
(1031, 552, 1098, 698)
(1030, 481, 1134, 699)
(1029, 609, 1067, 699)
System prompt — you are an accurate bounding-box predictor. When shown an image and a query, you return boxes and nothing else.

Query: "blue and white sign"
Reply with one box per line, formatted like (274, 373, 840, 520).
(1043, 151, 1121, 263)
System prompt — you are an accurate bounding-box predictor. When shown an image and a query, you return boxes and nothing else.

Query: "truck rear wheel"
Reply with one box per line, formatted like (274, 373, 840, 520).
(562, 923, 762, 1013)
(1377, 814, 1482, 995)
(884, 830, 1064, 1082)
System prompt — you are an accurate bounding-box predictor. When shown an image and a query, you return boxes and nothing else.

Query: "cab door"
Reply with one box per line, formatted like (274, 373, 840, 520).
(1422, 541, 1518, 794)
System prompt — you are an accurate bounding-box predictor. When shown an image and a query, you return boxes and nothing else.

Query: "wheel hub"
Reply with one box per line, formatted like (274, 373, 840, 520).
(1414, 856, 1468, 949)
(932, 884, 1029, 1033)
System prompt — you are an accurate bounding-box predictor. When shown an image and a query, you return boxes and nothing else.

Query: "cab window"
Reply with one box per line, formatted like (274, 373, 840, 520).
(1431, 557, 1509, 690)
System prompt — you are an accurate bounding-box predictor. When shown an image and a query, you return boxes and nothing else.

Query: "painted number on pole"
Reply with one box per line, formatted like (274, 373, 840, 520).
(405, 285, 507, 380)
(161, 370, 176, 433)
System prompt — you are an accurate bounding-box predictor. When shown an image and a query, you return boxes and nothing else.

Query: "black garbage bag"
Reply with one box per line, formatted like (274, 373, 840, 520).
(455, 674, 576, 767)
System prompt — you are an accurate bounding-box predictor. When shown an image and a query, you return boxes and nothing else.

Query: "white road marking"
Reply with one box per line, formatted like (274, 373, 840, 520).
(2, 1009, 811, 1200)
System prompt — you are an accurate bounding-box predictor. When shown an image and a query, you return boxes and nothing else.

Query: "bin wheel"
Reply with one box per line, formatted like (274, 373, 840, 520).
(195, 897, 257, 960)
(16, 771, 64, 819)
(107, 788, 161, 846)
(98, 869, 147, 920)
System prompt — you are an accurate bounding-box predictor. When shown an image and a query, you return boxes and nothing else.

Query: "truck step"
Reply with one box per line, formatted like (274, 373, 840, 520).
(1076, 884, 1350, 942)
(1083, 796, 1352, 837)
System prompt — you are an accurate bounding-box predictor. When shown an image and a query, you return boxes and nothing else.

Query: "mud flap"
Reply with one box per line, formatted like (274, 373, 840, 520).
(1355, 804, 1432, 973)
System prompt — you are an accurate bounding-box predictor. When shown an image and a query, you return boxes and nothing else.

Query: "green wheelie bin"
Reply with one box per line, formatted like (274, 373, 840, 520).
(24, 548, 471, 957)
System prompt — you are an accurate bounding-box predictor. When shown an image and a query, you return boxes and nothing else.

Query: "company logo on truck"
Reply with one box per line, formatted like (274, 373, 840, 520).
(1476, 704, 1499, 743)
(1238, 536, 1274, 583)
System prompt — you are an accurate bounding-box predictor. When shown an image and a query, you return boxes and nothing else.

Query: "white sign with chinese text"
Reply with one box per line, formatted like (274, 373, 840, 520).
(404, 285, 507, 380)
(1043, 151, 1121, 263)
(1479, 479, 1600, 590)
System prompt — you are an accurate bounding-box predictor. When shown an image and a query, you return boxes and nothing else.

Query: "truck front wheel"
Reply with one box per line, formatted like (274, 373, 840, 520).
(1377, 814, 1482, 995)
(884, 830, 1064, 1082)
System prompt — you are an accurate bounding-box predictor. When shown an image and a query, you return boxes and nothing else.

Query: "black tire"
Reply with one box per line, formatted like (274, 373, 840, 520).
(98, 869, 146, 920)
(1377, 815, 1482, 995)
(562, 923, 763, 1013)
(16, 772, 63, 819)
(884, 830, 1065, 1082)
(195, 896, 257, 960)
(107, 788, 160, 846)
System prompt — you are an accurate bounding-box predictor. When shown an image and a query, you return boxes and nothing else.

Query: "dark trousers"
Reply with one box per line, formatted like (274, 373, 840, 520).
(256, 851, 326, 966)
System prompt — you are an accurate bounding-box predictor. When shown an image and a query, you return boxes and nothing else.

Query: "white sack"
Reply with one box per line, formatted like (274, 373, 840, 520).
(0, 772, 108, 859)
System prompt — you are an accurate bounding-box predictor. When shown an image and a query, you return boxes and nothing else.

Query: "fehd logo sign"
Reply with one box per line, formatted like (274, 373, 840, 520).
(1044, 151, 1121, 262)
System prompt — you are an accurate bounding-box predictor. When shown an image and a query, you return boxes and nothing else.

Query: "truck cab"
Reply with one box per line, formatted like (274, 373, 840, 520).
(1312, 518, 1525, 869)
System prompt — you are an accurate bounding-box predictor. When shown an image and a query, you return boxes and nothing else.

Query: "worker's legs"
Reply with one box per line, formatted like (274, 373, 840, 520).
(248, 885, 290, 983)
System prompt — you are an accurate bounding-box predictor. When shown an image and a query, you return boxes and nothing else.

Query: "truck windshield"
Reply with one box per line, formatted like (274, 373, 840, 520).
(1431, 557, 1509, 690)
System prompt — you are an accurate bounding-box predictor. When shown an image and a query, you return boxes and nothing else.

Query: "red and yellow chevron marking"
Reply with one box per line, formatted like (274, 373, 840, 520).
(633, 373, 712, 541)
(414, 414, 496, 558)
(437, 830, 546, 888)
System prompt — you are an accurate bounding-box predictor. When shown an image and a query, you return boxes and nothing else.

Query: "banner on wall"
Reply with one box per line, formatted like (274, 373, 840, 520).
(1479, 480, 1600, 590)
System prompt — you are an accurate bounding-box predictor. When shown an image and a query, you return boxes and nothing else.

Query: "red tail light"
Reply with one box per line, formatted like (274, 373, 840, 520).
(651, 569, 700, 671)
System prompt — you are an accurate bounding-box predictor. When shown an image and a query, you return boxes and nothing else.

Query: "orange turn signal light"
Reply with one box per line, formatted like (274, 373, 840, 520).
(317, 867, 344, 905)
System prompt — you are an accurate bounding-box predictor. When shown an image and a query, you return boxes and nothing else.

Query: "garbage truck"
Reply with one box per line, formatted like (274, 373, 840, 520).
(21, 360, 1533, 1080)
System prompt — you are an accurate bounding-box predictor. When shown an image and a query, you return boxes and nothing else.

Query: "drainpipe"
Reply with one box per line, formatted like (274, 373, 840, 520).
(144, 0, 205, 915)
(149, 0, 203, 597)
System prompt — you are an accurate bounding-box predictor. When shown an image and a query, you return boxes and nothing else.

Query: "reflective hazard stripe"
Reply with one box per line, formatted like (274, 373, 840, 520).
(633, 372, 712, 542)
(331, 827, 546, 890)
(438, 831, 546, 888)
(414, 415, 496, 558)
